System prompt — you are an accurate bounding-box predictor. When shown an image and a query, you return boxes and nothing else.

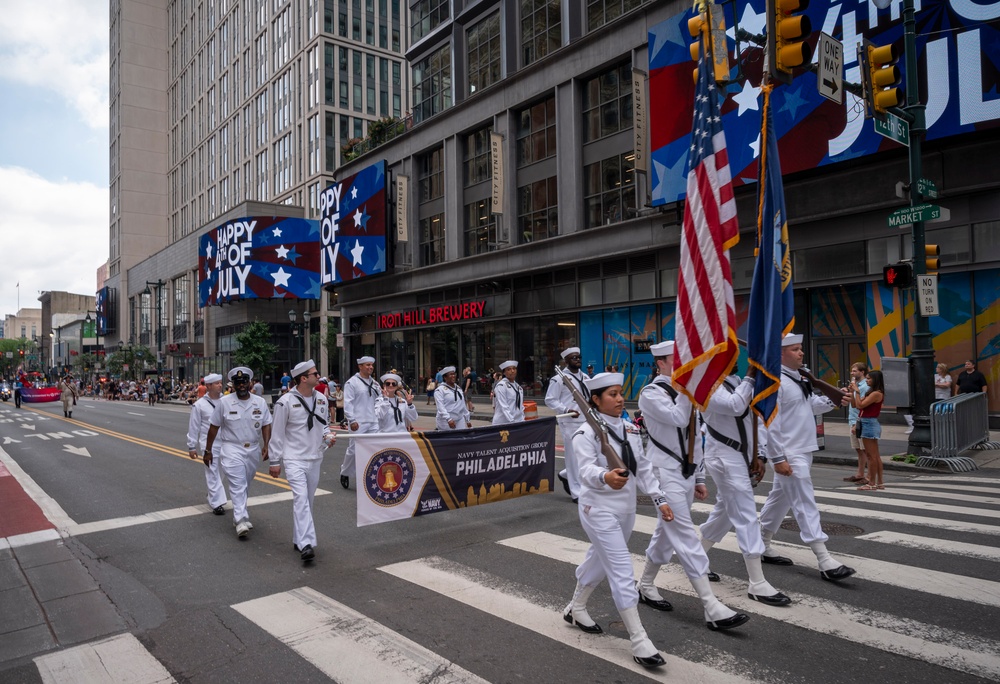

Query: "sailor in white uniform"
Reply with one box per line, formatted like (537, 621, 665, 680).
(268, 359, 335, 562)
(699, 370, 792, 605)
(544, 347, 590, 501)
(759, 334, 856, 581)
(636, 341, 749, 631)
(342, 355, 379, 489)
(375, 372, 418, 433)
(563, 373, 670, 669)
(492, 360, 525, 425)
(204, 367, 272, 539)
(186, 373, 228, 515)
(434, 366, 471, 430)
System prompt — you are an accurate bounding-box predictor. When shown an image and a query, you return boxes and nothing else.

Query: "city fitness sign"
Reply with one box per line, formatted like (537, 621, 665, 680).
(378, 301, 488, 329)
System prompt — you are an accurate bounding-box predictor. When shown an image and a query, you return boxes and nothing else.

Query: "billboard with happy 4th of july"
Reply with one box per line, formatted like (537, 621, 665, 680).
(196, 159, 391, 306)
(649, 0, 1000, 206)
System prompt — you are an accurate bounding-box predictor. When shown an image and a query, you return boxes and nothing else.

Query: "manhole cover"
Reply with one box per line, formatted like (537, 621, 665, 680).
(780, 520, 865, 536)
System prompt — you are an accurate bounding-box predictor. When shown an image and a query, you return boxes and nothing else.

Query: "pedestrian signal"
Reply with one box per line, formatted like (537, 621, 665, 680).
(883, 262, 913, 288)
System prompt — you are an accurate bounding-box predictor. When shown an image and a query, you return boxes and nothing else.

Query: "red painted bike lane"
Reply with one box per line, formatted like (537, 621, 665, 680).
(0, 461, 55, 539)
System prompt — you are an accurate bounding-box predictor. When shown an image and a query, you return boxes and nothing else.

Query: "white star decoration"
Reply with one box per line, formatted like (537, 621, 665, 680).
(353, 208, 364, 228)
(732, 81, 761, 116)
(275, 245, 289, 259)
(351, 186, 358, 200)
(271, 267, 291, 288)
(273, 226, 282, 237)
(350, 240, 364, 266)
(206, 242, 213, 259)
(749, 132, 762, 158)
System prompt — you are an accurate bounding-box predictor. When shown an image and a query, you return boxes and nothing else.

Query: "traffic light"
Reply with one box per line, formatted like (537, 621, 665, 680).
(925, 244, 940, 273)
(860, 38, 901, 117)
(688, 2, 730, 85)
(767, 0, 812, 85)
(19, 349, 24, 358)
(883, 262, 913, 288)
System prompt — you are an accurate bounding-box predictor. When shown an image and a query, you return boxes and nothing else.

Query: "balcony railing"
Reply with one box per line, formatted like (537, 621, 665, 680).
(342, 115, 413, 163)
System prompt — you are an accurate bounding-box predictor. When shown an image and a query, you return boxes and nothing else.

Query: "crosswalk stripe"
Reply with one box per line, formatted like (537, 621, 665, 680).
(835, 486, 1000, 506)
(232, 587, 490, 684)
(912, 475, 997, 484)
(34, 633, 175, 684)
(855, 531, 1000, 561)
(810, 490, 1000, 518)
(629, 516, 1000, 609)
(380, 557, 762, 683)
(498, 531, 1000, 681)
(875, 482, 1000, 495)
(692, 499, 1000, 537)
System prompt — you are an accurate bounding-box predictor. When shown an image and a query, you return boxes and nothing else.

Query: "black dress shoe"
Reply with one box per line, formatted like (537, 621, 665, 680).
(707, 570, 721, 582)
(293, 544, 300, 552)
(562, 611, 602, 634)
(748, 591, 792, 606)
(820, 565, 856, 582)
(761, 554, 794, 566)
(706, 612, 750, 631)
(300, 544, 315, 561)
(571, 498, 578, 504)
(633, 653, 666, 669)
(212, 505, 226, 515)
(340, 475, 349, 489)
(558, 472, 571, 496)
(637, 591, 673, 612)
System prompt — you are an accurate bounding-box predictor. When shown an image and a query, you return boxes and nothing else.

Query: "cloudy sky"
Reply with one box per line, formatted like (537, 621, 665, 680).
(0, 1, 109, 326)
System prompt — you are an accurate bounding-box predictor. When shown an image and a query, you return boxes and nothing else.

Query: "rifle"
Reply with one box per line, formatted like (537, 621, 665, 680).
(799, 366, 850, 406)
(553, 366, 628, 474)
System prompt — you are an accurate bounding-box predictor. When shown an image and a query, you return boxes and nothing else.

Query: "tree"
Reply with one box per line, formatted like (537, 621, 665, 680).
(106, 344, 153, 381)
(232, 319, 278, 381)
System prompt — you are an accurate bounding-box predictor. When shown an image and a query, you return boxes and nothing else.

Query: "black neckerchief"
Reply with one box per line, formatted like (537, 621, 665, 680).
(392, 397, 403, 425)
(360, 375, 377, 397)
(507, 379, 522, 408)
(291, 392, 326, 430)
(446, 384, 461, 401)
(606, 426, 637, 476)
(782, 370, 812, 399)
(206, 398, 216, 409)
(705, 378, 749, 464)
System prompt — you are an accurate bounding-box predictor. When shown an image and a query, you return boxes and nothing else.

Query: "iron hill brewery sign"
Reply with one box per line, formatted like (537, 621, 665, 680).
(378, 300, 487, 329)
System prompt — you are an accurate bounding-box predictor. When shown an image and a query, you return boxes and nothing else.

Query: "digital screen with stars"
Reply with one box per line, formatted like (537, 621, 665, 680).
(649, 0, 1000, 206)
(319, 159, 388, 286)
(197, 216, 322, 306)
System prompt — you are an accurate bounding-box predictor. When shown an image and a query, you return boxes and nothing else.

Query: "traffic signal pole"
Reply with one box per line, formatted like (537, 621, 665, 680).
(900, 0, 933, 454)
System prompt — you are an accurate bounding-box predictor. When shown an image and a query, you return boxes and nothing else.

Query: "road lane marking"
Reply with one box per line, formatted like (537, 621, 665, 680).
(835, 486, 1000, 505)
(34, 633, 175, 684)
(127, 412, 145, 416)
(63, 490, 330, 537)
(21, 407, 293, 490)
(233, 587, 490, 684)
(855, 530, 1000, 561)
(877, 482, 1000, 495)
(632, 515, 1000, 609)
(380, 556, 767, 683)
(500, 531, 1000, 682)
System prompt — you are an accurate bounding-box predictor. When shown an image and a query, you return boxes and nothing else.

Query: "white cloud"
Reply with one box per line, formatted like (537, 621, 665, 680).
(0, 1, 109, 129)
(0, 166, 108, 318)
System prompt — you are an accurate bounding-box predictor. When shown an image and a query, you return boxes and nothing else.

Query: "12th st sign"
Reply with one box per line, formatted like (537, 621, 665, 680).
(888, 204, 943, 227)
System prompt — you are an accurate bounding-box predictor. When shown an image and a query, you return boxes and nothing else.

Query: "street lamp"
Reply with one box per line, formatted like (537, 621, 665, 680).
(143, 280, 165, 371)
(288, 309, 311, 360)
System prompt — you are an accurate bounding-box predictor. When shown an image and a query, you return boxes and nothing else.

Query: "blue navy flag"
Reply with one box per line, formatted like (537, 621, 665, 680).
(749, 88, 795, 426)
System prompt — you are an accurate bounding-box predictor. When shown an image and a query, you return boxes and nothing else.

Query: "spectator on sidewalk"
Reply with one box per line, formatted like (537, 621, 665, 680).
(934, 363, 953, 400)
(844, 363, 869, 484)
(850, 370, 885, 491)
(955, 360, 987, 395)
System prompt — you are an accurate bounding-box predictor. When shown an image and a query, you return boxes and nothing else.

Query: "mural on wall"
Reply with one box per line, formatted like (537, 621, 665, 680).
(866, 281, 911, 370)
(973, 270, 1000, 410)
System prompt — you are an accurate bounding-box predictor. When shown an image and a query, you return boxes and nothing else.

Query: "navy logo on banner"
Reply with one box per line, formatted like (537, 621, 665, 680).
(364, 448, 415, 507)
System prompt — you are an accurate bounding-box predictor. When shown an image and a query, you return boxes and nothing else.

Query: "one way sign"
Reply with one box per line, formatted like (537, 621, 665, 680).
(817, 33, 843, 104)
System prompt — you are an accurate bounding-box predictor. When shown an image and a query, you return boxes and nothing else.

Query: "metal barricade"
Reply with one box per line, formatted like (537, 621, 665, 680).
(922, 393, 988, 471)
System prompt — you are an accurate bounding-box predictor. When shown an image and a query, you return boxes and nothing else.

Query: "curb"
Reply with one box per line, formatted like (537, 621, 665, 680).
(812, 454, 944, 475)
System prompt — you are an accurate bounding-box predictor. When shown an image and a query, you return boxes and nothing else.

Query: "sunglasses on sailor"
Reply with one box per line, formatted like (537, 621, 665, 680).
(307, 371, 320, 377)
(384, 381, 398, 386)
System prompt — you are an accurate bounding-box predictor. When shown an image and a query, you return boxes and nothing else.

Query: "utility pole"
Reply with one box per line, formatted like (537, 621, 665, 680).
(900, 0, 933, 455)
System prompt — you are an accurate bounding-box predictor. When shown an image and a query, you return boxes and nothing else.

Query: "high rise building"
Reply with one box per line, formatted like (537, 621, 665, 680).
(106, 0, 409, 384)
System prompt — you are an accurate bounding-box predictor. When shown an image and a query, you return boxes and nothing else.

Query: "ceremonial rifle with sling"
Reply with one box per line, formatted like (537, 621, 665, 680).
(553, 365, 628, 474)
(798, 366, 850, 406)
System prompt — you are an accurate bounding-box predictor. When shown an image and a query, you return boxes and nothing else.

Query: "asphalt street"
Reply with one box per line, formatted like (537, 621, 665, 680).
(1, 397, 999, 683)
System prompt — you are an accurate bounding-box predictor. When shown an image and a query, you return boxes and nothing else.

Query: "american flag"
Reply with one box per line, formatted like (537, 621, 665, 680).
(671, 32, 740, 410)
